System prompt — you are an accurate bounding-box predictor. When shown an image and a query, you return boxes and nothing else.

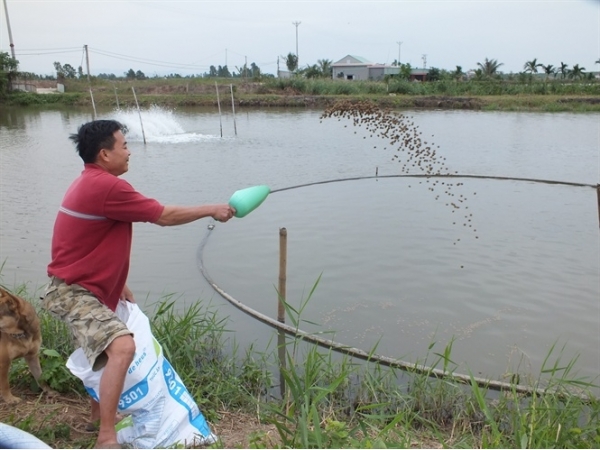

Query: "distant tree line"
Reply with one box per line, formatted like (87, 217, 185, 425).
(50, 60, 269, 81)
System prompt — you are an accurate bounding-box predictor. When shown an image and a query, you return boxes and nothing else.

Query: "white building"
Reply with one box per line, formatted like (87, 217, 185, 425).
(332, 55, 400, 81)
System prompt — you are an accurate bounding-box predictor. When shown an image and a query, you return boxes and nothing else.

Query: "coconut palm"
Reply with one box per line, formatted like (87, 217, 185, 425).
(317, 59, 333, 78)
(558, 62, 569, 79)
(473, 68, 484, 81)
(541, 64, 556, 79)
(453, 65, 464, 81)
(568, 64, 585, 80)
(303, 64, 321, 79)
(523, 58, 542, 74)
(476, 58, 503, 77)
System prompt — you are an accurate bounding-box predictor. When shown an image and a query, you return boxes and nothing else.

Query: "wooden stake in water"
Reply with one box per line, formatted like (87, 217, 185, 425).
(215, 82, 223, 138)
(277, 227, 288, 397)
(230, 84, 237, 136)
(89, 88, 97, 120)
(114, 85, 120, 109)
(278, 227, 287, 323)
(597, 184, 600, 228)
(131, 86, 146, 145)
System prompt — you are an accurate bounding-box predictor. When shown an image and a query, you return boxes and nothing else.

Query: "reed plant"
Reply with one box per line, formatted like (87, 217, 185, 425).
(147, 295, 271, 415)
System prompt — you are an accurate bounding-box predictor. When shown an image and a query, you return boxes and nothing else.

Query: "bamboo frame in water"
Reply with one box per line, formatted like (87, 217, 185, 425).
(199, 174, 598, 401)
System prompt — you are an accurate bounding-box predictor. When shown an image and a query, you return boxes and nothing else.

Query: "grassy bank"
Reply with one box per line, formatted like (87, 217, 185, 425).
(2, 282, 599, 449)
(3, 77, 600, 112)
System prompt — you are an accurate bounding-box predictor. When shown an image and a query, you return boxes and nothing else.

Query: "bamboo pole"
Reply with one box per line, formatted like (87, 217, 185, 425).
(88, 89, 97, 120)
(230, 84, 237, 136)
(278, 227, 288, 397)
(114, 86, 120, 109)
(131, 86, 146, 145)
(278, 227, 287, 323)
(597, 184, 600, 228)
(215, 82, 223, 138)
(277, 329, 286, 398)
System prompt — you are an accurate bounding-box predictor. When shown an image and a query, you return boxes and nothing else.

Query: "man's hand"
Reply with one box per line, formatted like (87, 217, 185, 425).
(121, 284, 135, 303)
(213, 204, 236, 222)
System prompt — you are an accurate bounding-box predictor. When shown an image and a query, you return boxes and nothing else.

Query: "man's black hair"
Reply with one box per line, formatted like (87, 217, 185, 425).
(69, 120, 128, 163)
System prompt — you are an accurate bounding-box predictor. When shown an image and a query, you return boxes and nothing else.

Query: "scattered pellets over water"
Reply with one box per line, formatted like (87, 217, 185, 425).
(321, 100, 479, 247)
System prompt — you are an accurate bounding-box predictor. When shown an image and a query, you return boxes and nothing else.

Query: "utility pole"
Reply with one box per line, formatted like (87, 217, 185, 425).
(83, 44, 96, 119)
(2, 0, 16, 59)
(84, 44, 92, 83)
(292, 21, 301, 70)
(396, 41, 402, 66)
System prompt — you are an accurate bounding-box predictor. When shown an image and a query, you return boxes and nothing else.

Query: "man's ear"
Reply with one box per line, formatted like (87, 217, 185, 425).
(98, 148, 110, 162)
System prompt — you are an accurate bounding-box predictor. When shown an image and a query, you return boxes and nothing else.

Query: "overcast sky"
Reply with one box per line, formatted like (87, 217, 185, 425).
(1, 0, 599, 77)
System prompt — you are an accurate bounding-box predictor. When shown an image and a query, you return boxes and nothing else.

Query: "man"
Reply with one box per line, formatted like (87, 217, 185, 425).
(43, 120, 234, 449)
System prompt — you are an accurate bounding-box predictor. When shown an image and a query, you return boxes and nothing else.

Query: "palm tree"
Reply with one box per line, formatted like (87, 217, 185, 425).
(523, 58, 542, 74)
(473, 68, 484, 81)
(558, 62, 569, 79)
(317, 59, 333, 78)
(453, 65, 464, 81)
(303, 64, 321, 79)
(476, 58, 503, 77)
(568, 64, 585, 80)
(541, 64, 555, 80)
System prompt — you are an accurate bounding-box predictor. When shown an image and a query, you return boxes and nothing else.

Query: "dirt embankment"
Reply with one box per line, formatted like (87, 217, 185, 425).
(1, 386, 280, 449)
(12, 79, 600, 112)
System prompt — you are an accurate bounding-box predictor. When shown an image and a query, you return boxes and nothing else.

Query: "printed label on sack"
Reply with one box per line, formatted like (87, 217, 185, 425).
(162, 359, 212, 437)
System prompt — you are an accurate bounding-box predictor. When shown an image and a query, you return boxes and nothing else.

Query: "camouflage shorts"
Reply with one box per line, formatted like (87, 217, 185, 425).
(42, 277, 131, 371)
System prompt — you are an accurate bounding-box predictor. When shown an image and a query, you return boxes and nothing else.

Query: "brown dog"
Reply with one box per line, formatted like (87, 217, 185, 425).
(0, 285, 56, 404)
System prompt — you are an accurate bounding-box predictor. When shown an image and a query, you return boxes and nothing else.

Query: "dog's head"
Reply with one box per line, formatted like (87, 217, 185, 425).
(0, 286, 35, 336)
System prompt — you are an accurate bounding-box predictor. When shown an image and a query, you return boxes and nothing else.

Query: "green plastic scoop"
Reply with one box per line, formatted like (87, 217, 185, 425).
(228, 185, 271, 218)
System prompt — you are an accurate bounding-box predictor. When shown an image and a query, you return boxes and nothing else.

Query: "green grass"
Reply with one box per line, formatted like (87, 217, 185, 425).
(3, 280, 600, 449)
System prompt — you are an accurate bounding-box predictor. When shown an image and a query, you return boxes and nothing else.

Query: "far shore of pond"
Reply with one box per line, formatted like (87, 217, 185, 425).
(5, 84, 600, 113)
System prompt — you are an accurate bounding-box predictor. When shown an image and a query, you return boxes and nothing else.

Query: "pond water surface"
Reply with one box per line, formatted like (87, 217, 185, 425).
(0, 105, 598, 384)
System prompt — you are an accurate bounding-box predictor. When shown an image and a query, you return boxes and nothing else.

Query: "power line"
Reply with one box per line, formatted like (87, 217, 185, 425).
(3, 44, 277, 74)
(9, 49, 81, 56)
(11, 47, 82, 52)
(89, 47, 212, 71)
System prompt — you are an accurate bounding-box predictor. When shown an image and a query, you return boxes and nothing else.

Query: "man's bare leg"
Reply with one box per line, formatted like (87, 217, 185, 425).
(86, 398, 101, 431)
(88, 398, 125, 431)
(95, 335, 135, 448)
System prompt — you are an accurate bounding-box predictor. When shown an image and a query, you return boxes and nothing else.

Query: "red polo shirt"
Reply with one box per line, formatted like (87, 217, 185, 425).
(48, 164, 164, 311)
